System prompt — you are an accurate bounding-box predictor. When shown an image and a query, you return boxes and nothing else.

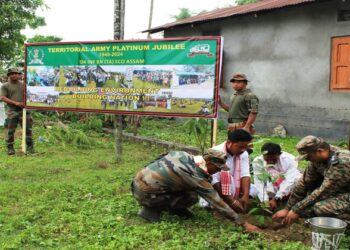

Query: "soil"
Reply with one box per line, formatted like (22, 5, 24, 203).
(245, 215, 312, 246)
(214, 212, 312, 246)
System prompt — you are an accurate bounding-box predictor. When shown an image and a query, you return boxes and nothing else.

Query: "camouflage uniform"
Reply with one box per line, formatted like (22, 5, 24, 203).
(131, 151, 243, 224)
(0, 69, 33, 151)
(286, 136, 350, 223)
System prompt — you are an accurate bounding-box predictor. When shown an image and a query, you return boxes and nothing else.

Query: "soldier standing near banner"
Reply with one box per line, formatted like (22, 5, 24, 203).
(0, 68, 34, 155)
(219, 73, 259, 134)
(272, 136, 350, 224)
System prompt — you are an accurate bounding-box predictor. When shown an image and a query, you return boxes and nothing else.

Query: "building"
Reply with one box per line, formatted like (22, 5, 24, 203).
(145, 0, 350, 140)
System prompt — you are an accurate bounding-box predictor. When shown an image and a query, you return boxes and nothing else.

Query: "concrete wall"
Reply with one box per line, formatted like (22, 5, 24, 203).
(164, 0, 350, 140)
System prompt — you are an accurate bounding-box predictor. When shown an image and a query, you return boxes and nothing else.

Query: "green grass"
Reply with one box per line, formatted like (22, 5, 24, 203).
(0, 117, 349, 249)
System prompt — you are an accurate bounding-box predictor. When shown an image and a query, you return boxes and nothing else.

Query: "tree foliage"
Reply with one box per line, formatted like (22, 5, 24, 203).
(172, 8, 192, 21)
(236, 0, 262, 5)
(0, 0, 46, 67)
(27, 35, 62, 43)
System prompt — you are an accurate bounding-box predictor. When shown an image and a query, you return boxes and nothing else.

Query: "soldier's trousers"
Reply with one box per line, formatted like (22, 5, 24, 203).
(6, 114, 33, 147)
(131, 182, 198, 210)
(299, 193, 350, 223)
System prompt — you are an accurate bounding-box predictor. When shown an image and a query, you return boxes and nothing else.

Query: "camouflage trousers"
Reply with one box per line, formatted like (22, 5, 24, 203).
(6, 113, 33, 147)
(131, 181, 199, 210)
(227, 121, 256, 135)
(299, 193, 350, 223)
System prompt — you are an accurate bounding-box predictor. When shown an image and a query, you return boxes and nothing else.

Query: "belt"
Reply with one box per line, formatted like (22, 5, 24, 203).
(227, 118, 246, 124)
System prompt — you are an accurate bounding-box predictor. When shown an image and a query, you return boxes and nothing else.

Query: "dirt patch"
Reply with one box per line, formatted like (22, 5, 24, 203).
(244, 215, 312, 245)
(214, 212, 312, 246)
(95, 161, 110, 169)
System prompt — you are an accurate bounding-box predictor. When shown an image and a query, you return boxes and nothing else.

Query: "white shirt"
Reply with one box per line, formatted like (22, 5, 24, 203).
(252, 152, 301, 201)
(211, 142, 250, 186)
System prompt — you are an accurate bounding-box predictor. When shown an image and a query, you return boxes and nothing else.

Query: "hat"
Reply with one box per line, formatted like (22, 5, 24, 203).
(7, 68, 21, 76)
(295, 136, 325, 161)
(230, 73, 249, 83)
(203, 149, 227, 169)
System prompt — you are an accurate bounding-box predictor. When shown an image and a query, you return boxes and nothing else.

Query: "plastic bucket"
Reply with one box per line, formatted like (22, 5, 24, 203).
(306, 217, 347, 250)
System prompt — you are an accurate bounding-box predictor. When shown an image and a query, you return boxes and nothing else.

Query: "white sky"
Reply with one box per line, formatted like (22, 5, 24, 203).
(22, 0, 235, 41)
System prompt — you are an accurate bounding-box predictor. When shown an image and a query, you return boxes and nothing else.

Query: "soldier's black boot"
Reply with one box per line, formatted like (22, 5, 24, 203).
(138, 206, 161, 223)
(26, 139, 35, 154)
(7, 145, 15, 155)
(168, 208, 194, 219)
(27, 145, 35, 154)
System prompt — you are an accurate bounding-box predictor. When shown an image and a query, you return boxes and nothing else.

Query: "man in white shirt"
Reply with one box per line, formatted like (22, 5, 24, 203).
(251, 143, 301, 210)
(211, 129, 253, 211)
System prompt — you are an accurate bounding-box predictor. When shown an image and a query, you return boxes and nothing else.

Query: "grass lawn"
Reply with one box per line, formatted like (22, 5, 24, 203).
(0, 117, 349, 249)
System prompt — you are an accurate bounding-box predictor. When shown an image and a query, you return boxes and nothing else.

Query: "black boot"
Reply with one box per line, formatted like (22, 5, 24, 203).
(7, 145, 15, 155)
(168, 208, 194, 219)
(27, 145, 35, 154)
(26, 139, 35, 154)
(138, 206, 161, 223)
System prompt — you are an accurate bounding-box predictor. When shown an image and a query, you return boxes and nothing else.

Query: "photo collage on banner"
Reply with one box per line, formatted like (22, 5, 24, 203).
(25, 38, 223, 118)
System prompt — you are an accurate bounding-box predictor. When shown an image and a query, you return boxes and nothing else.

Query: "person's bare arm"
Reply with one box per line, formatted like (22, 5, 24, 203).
(243, 112, 257, 131)
(0, 96, 24, 108)
(219, 96, 229, 112)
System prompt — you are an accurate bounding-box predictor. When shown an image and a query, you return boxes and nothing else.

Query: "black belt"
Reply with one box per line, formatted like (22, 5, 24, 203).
(228, 118, 245, 123)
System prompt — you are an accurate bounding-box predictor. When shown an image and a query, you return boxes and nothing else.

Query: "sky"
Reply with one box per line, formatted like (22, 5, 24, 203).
(22, 0, 235, 41)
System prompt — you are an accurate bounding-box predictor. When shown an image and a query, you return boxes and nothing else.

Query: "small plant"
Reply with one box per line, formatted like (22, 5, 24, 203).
(45, 126, 96, 149)
(73, 116, 103, 133)
(248, 159, 276, 226)
(184, 118, 210, 154)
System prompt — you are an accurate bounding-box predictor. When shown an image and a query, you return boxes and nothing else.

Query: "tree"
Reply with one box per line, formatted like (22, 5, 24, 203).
(27, 35, 62, 43)
(113, 0, 125, 163)
(0, 0, 46, 68)
(236, 0, 262, 5)
(172, 8, 192, 21)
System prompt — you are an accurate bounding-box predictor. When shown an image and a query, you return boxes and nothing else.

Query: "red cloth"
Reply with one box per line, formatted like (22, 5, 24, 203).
(220, 171, 232, 195)
(273, 176, 284, 190)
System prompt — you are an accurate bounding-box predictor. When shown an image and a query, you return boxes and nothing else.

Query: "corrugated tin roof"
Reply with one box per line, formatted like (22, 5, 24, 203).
(144, 0, 319, 33)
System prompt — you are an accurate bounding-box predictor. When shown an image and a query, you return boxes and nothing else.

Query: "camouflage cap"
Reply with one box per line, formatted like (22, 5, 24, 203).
(203, 149, 227, 169)
(7, 68, 22, 76)
(295, 135, 325, 161)
(230, 73, 249, 83)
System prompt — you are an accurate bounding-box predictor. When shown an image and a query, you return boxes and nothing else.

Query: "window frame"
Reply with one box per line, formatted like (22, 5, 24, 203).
(330, 35, 350, 92)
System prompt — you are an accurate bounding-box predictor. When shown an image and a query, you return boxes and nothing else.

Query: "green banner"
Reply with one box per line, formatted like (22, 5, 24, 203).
(25, 37, 222, 118)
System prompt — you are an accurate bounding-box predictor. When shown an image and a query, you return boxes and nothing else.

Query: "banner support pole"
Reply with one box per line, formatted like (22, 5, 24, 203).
(211, 118, 218, 147)
(22, 108, 27, 154)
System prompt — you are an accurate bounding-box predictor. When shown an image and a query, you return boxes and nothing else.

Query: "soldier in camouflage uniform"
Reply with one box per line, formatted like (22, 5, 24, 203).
(272, 136, 350, 224)
(0, 68, 34, 155)
(131, 149, 260, 232)
(219, 73, 259, 134)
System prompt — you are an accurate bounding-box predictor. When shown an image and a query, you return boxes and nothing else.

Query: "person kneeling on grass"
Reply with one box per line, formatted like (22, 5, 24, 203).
(251, 143, 301, 210)
(272, 136, 350, 225)
(131, 149, 260, 232)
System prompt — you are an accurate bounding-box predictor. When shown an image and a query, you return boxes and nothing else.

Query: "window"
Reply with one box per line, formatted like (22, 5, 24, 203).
(330, 36, 350, 91)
